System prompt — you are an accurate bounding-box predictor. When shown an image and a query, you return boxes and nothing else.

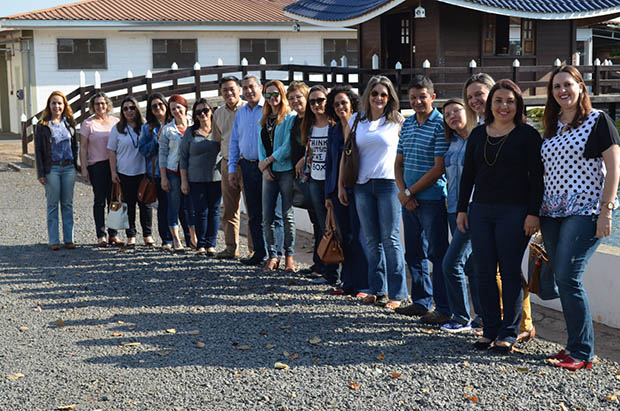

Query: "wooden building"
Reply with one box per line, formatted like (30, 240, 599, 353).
(284, 0, 620, 70)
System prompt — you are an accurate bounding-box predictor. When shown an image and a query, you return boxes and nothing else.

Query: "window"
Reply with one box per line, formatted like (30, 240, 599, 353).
(483, 16, 535, 56)
(401, 18, 410, 45)
(152, 39, 197, 69)
(240, 39, 280, 64)
(323, 39, 359, 67)
(57, 39, 106, 70)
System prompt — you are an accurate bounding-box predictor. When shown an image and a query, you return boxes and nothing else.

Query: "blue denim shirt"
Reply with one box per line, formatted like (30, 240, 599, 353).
(50, 119, 74, 162)
(228, 100, 264, 173)
(444, 135, 468, 214)
(138, 122, 162, 177)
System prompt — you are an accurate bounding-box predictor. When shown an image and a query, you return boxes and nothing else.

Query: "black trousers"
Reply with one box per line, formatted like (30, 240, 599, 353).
(88, 160, 117, 239)
(119, 173, 153, 238)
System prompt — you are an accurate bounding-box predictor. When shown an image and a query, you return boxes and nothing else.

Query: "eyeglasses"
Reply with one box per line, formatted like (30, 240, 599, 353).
(265, 92, 280, 99)
(122, 105, 137, 112)
(151, 102, 165, 110)
(444, 106, 464, 119)
(309, 97, 326, 106)
(371, 91, 389, 99)
(195, 108, 211, 117)
(333, 100, 349, 108)
(94, 102, 107, 106)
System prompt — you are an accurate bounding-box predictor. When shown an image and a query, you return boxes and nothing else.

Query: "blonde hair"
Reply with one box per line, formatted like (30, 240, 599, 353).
(40, 91, 76, 127)
(88, 91, 113, 115)
(360, 75, 400, 123)
(261, 80, 290, 126)
(286, 81, 309, 99)
(462, 73, 494, 127)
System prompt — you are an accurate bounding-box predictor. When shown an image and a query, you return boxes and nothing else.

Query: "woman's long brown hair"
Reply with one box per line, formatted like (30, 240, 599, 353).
(40, 91, 76, 127)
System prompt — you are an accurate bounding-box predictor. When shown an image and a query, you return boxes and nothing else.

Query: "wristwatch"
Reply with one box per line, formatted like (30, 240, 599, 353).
(603, 201, 615, 211)
(405, 188, 412, 197)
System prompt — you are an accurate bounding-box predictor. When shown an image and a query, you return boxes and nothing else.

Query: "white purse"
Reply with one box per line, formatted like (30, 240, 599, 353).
(107, 183, 129, 230)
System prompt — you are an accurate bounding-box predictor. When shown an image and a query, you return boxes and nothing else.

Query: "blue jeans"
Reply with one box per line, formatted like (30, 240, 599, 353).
(354, 179, 408, 300)
(308, 178, 339, 282)
(155, 176, 173, 246)
(263, 170, 295, 257)
(469, 203, 529, 343)
(541, 215, 601, 362)
(331, 191, 370, 294)
(402, 199, 450, 315)
(166, 172, 194, 231)
(44, 164, 76, 245)
(190, 181, 222, 249)
(442, 212, 481, 325)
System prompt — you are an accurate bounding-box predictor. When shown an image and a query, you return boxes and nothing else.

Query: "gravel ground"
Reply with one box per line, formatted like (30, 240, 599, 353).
(1, 163, 620, 410)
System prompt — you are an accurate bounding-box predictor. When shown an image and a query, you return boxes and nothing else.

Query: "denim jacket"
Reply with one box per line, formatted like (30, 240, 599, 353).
(158, 120, 184, 172)
(138, 122, 162, 177)
(444, 135, 468, 214)
(258, 112, 296, 172)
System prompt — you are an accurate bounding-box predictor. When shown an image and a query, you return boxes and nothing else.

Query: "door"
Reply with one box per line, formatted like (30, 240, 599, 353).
(383, 12, 413, 69)
(0, 52, 10, 132)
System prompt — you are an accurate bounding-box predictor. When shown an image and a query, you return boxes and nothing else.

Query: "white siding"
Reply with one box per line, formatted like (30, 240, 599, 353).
(30, 29, 356, 113)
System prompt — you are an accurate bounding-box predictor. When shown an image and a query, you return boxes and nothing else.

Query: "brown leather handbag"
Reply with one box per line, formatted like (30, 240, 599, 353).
(137, 158, 157, 204)
(317, 207, 344, 265)
(341, 114, 361, 188)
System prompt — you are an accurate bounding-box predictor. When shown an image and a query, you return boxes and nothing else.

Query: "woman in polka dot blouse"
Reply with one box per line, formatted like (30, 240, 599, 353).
(541, 65, 620, 371)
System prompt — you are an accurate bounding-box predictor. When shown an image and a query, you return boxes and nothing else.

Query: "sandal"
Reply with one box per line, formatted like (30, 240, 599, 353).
(196, 247, 207, 255)
(143, 236, 155, 247)
(473, 337, 493, 350)
(263, 257, 280, 272)
(384, 300, 403, 310)
(109, 237, 125, 247)
(362, 295, 376, 304)
(491, 340, 514, 354)
(516, 326, 536, 344)
(355, 292, 368, 299)
(374, 295, 389, 307)
(97, 238, 108, 248)
(284, 256, 296, 272)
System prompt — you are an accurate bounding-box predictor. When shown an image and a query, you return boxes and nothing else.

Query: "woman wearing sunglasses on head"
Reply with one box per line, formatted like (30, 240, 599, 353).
(107, 96, 153, 247)
(258, 80, 297, 272)
(180, 99, 222, 256)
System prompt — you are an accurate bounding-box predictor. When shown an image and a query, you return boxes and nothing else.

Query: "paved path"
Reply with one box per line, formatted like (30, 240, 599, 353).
(1, 144, 620, 409)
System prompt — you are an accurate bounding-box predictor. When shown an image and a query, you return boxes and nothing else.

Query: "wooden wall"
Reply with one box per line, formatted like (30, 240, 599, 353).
(413, 0, 440, 67)
(438, 3, 481, 67)
(358, 17, 382, 68)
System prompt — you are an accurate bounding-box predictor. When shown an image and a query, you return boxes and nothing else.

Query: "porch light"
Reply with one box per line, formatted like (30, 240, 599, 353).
(415, 2, 426, 18)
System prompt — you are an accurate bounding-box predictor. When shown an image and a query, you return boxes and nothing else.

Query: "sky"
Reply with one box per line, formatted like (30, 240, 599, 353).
(2, 0, 76, 17)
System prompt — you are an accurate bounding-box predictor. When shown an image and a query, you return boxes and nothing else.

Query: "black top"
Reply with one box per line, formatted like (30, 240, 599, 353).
(457, 123, 544, 216)
(289, 115, 305, 166)
(583, 110, 620, 159)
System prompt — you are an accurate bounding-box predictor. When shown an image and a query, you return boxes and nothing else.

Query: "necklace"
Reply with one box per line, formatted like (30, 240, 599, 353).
(484, 133, 509, 166)
(126, 126, 138, 148)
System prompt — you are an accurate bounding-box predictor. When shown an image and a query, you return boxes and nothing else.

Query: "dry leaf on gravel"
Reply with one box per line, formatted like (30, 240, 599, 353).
(55, 319, 65, 328)
(290, 353, 299, 361)
(258, 331, 267, 336)
(121, 342, 141, 347)
(56, 405, 76, 410)
(111, 332, 122, 337)
(157, 350, 171, 356)
(390, 372, 401, 379)
(283, 351, 291, 357)
(312, 357, 320, 364)
(188, 330, 200, 335)
(422, 388, 430, 393)
(515, 367, 529, 374)
(464, 386, 474, 391)
(165, 328, 176, 334)
(376, 352, 385, 360)
(237, 345, 250, 350)
(463, 361, 470, 367)
(266, 344, 276, 349)
(195, 341, 205, 349)
(349, 382, 360, 391)
(274, 362, 290, 370)
(6, 373, 24, 380)
(308, 336, 321, 345)
(559, 402, 569, 411)
(421, 328, 436, 334)
(19, 326, 29, 331)
(117, 321, 125, 324)
(465, 395, 479, 403)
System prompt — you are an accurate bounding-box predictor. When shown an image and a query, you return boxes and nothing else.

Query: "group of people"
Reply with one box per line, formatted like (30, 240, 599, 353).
(35, 65, 619, 371)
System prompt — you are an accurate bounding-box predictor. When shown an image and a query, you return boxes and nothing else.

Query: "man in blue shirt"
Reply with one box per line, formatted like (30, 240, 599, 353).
(394, 75, 451, 325)
(228, 75, 283, 265)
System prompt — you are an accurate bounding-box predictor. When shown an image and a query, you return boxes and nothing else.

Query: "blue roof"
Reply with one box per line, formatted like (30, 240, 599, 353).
(284, 0, 620, 22)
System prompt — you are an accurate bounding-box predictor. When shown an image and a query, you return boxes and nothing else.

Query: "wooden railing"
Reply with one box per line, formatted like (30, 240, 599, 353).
(21, 61, 620, 156)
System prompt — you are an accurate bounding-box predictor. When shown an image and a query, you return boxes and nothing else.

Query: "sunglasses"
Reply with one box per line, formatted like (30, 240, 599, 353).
(309, 97, 326, 106)
(151, 102, 165, 110)
(122, 105, 137, 112)
(371, 91, 389, 99)
(333, 100, 349, 108)
(195, 108, 211, 117)
(265, 92, 280, 99)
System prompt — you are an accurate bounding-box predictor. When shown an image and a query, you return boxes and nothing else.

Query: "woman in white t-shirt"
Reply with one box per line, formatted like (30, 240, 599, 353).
(107, 97, 153, 247)
(338, 76, 408, 309)
(300, 85, 340, 284)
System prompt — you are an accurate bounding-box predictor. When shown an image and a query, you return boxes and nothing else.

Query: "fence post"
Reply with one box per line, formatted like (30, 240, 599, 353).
(468, 59, 477, 76)
(21, 114, 28, 155)
(422, 59, 430, 79)
(94, 71, 101, 91)
(512, 59, 520, 84)
(259, 57, 267, 84)
(395, 61, 402, 97)
(171, 62, 178, 91)
(330, 59, 338, 86)
(126, 70, 133, 97)
(193, 62, 201, 100)
(79, 71, 87, 122)
(593, 58, 601, 95)
(241, 58, 248, 78)
(146, 70, 153, 96)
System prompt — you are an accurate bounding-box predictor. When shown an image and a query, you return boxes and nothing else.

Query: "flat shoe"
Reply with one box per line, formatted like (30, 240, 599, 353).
(143, 237, 155, 247)
(355, 292, 368, 299)
(554, 356, 593, 370)
(491, 341, 513, 354)
(329, 288, 346, 296)
(547, 349, 570, 361)
(374, 295, 389, 307)
(97, 239, 108, 248)
(50, 244, 61, 251)
(516, 326, 536, 344)
(263, 257, 280, 272)
(109, 237, 125, 246)
(473, 338, 493, 350)
(362, 295, 376, 304)
(64, 242, 76, 249)
(384, 300, 403, 310)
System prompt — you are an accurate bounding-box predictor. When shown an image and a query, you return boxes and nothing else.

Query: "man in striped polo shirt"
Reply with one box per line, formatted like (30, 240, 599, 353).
(394, 75, 451, 325)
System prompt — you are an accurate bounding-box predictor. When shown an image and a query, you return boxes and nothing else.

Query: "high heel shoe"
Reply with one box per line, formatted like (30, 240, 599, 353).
(284, 256, 296, 272)
(263, 257, 280, 272)
(517, 326, 536, 344)
(554, 356, 593, 370)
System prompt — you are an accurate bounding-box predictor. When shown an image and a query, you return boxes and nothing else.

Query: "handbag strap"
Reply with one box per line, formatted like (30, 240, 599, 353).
(348, 113, 361, 143)
(150, 156, 156, 182)
(111, 182, 124, 203)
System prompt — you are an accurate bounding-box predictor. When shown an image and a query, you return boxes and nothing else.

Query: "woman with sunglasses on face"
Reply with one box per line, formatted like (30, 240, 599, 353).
(457, 79, 543, 353)
(258, 80, 297, 272)
(79, 92, 121, 247)
(159, 94, 196, 251)
(107, 97, 153, 247)
(540, 65, 620, 370)
(299, 85, 341, 285)
(35, 91, 79, 250)
(340, 76, 408, 309)
(138, 93, 174, 249)
(325, 85, 370, 297)
(288, 81, 325, 278)
(180, 99, 222, 256)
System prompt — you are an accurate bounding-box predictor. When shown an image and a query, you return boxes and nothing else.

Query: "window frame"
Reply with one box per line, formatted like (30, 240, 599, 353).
(239, 39, 281, 65)
(152, 39, 198, 69)
(56, 38, 108, 70)
(322, 38, 359, 67)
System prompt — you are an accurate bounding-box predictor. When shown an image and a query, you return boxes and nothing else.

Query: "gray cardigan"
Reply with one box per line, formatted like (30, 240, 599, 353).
(179, 127, 222, 183)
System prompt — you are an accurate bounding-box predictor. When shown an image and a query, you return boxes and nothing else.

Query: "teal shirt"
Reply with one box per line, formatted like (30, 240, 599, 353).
(258, 112, 296, 172)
